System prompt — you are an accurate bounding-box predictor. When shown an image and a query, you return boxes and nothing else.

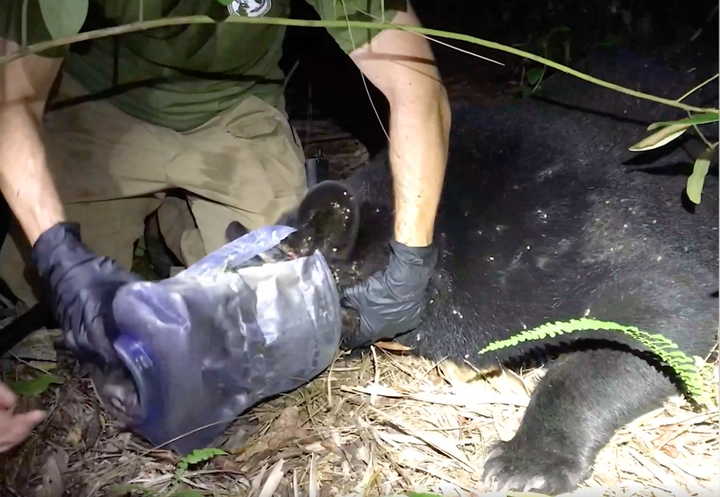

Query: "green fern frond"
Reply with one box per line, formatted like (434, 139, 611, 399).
(174, 448, 228, 482)
(478, 317, 707, 403)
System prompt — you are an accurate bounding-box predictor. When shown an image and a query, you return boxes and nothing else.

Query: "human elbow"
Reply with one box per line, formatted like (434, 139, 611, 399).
(1, 39, 62, 120)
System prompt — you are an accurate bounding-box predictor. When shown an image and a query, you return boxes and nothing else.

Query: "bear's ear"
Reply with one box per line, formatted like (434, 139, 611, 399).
(291, 180, 361, 261)
(225, 220, 249, 243)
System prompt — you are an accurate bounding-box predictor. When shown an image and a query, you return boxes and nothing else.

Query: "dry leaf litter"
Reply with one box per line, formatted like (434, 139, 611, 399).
(1, 332, 717, 497)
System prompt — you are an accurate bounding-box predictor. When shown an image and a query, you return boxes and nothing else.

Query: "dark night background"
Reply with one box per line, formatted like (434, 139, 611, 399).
(279, 0, 719, 160)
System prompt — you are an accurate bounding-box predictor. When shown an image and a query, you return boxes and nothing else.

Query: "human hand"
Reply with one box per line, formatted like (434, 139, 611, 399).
(340, 240, 437, 349)
(31, 222, 141, 367)
(0, 382, 46, 452)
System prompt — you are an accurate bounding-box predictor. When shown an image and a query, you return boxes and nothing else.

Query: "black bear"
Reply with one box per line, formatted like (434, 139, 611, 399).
(272, 45, 718, 494)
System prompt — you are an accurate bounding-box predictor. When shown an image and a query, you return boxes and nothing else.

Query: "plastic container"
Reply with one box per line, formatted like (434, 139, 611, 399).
(106, 225, 342, 454)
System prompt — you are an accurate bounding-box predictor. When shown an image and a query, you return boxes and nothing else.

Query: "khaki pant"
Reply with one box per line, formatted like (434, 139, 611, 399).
(0, 74, 307, 306)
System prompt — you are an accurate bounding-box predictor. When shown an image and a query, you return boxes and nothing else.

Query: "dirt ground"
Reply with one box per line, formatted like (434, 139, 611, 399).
(1, 1, 718, 496)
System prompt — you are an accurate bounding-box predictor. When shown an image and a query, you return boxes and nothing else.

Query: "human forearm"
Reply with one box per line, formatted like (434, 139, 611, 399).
(0, 39, 65, 245)
(339, 78, 447, 347)
(386, 79, 450, 247)
(0, 104, 66, 245)
(349, 2, 450, 247)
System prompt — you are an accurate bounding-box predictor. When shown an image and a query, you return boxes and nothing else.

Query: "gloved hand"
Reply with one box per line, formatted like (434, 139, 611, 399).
(31, 222, 141, 367)
(340, 240, 438, 349)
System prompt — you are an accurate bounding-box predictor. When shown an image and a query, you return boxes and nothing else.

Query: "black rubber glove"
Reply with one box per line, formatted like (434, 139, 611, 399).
(340, 240, 437, 349)
(31, 222, 141, 367)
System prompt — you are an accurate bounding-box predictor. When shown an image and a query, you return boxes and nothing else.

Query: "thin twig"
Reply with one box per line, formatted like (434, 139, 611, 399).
(685, 109, 716, 149)
(326, 350, 341, 408)
(691, 122, 715, 150)
(282, 59, 300, 92)
(357, 7, 504, 67)
(370, 345, 380, 406)
(339, 0, 389, 142)
(9, 353, 52, 375)
(677, 73, 719, 103)
(21, 0, 28, 48)
(0, 16, 717, 115)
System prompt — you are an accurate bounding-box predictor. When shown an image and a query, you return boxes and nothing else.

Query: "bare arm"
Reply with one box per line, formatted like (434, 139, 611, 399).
(0, 38, 66, 245)
(349, 2, 451, 247)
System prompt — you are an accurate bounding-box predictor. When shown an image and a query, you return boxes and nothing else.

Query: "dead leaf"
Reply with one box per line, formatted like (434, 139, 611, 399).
(487, 364, 531, 397)
(83, 407, 103, 449)
(437, 360, 480, 385)
(660, 444, 679, 458)
(10, 329, 63, 362)
(374, 340, 414, 352)
(65, 425, 82, 446)
(258, 458, 286, 497)
(211, 455, 241, 473)
(35, 449, 68, 497)
(222, 424, 254, 453)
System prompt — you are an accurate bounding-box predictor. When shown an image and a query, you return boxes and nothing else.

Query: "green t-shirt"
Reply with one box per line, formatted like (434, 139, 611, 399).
(1, 0, 403, 131)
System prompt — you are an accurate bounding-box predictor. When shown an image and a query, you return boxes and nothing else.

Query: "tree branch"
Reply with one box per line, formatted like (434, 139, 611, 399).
(0, 15, 716, 115)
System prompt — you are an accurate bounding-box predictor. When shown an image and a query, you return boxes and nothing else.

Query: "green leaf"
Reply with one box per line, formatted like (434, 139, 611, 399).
(38, 0, 89, 40)
(686, 149, 714, 204)
(647, 112, 720, 131)
(174, 448, 228, 482)
(628, 123, 689, 152)
(216, 0, 234, 5)
(9, 373, 63, 397)
(182, 447, 227, 465)
(478, 317, 706, 403)
(526, 67, 544, 86)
